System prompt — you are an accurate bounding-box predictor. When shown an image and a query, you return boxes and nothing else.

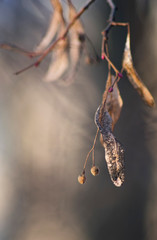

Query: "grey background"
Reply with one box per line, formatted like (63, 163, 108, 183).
(0, 0, 157, 239)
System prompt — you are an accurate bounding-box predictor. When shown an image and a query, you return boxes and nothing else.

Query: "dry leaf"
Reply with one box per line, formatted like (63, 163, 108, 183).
(122, 30, 155, 107)
(62, 0, 85, 84)
(95, 106, 125, 187)
(35, 0, 65, 52)
(44, 41, 69, 82)
(106, 75, 123, 130)
(99, 73, 123, 145)
(36, 0, 69, 82)
(35, 11, 60, 52)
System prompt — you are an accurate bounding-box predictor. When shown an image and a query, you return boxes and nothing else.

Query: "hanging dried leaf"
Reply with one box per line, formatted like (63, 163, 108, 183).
(38, 0, 69, 82)
(95, 106, 125, 187)
(99, 73, 123, 145)
(35, 12, 58, 52)
(35, 0, 65, 52)
(63, 0, 86, 84)
(122, 30, 155, 107)
(44, 41, 69, 82)
(106, 75, 123, 130)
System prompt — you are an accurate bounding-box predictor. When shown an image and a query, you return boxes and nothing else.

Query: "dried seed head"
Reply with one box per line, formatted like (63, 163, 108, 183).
(91, 166, 100, 176)
(78, 174, 86, 184)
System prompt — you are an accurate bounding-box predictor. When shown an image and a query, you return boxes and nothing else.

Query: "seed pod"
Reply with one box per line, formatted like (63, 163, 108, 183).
(95, 106, 125, 187)
(78, 174, 86, 184)
(91, 166, 100, 176)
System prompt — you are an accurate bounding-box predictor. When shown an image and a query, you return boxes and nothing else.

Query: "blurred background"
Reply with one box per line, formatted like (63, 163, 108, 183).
(0, 0, 157, 239)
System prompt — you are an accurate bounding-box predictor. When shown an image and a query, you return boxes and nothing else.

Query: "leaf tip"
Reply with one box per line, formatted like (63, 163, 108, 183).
(113, 176, 124, 187)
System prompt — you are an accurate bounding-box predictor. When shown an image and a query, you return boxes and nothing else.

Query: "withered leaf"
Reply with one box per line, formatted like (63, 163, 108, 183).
(36, 0, 69, 82)
(35, 11, 59, 52)
(35, 0, 65, 52)
(62, 0, 86, 84)
(122, 30, 155, 107)
(99, 73, 123, 145)
(106, 75, 123, 130)
(95, 106, 125, 187)
(44, 41, 69, 82)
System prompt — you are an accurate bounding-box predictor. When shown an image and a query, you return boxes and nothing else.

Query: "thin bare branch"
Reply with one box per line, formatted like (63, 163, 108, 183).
(15, 63, 36, 75)
(101, 1, 120, 75)
(0, 43, 35, 57)
(83, 128, 99, 172)
(101, 52, 119, 74)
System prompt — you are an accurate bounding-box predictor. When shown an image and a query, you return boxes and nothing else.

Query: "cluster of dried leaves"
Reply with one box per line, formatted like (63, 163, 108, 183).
(36, 0, 88, 84)
(0, 0, 98, 83)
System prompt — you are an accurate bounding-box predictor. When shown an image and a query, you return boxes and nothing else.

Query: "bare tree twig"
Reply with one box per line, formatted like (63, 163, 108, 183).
(104, 0, 117, 34)
(101, 0, 116, 48)
(0, 43, 36, 57)
(83, 128, 99, 173)
(101, 0, 119, 75)
(101, 2, 129, 79)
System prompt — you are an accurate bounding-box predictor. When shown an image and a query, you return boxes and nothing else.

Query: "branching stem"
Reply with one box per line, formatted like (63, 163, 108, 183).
(82, 128, 99, 173)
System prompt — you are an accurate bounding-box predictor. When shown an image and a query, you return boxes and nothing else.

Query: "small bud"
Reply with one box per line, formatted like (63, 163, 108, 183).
(108, 87, 113, 92)
(34, 62, 40, 67)
(91, 166, 100, 176)
(78, 174, 86, 184)
(101, 55, 105, 60)
(118, 72, 123, 78)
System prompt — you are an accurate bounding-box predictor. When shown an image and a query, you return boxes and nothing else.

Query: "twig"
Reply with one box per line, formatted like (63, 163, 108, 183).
(101, 0, 117, 49)
(102, 52, 119, 74)
(101, 0, 120, 75)
(83, 128, 99, 172)
(0, 43, 37, 58)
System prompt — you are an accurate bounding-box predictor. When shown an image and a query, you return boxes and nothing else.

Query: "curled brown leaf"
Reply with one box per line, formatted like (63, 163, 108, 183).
(36, 0, 69, 82)
(62, 0, 86, 84)
(99, 73, 123, 148)
(122, 30, 155, 107)
(106, 75, 123, 130)
(44, 41, 69, 82)
(35, 0, 65, 52)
